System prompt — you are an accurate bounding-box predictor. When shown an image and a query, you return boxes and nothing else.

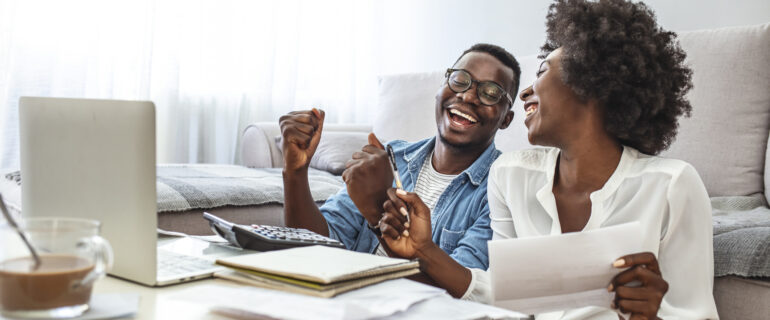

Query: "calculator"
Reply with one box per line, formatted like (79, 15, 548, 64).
(202, 212, 345, 252)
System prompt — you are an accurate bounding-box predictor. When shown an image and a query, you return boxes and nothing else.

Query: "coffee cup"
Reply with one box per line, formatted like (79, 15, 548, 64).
(0, 218, 113, 319)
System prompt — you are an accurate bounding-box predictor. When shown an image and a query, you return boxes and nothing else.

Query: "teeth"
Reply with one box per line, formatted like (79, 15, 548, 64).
(525, 105, 537, 116)
(449, 109, 477, 123)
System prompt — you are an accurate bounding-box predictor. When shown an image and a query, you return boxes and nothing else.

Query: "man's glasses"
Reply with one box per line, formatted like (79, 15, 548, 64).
(445, 68, 512, 107)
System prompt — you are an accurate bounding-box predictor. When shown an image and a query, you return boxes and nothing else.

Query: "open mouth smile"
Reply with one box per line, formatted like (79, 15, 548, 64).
(447, 108, 478, 128)
(523, 101, 538, 127)
(524, 102, 538, 117)
(524, 102, 539, 118)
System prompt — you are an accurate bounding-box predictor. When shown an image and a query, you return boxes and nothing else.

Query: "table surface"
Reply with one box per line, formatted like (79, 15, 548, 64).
(93, 276, 238, 320)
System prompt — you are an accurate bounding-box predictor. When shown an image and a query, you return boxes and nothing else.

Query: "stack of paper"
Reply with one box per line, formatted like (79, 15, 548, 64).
(215, 245, 420, 298)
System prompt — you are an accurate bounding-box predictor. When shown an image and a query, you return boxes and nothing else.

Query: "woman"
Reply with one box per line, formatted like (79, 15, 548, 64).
(377, 0, 719, 319)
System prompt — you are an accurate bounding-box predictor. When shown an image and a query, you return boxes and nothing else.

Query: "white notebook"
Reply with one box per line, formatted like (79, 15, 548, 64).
(215, 245, 419, 284)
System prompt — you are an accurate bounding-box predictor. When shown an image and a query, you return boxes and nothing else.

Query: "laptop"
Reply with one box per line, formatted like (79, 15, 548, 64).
(19, 97, 243, 286)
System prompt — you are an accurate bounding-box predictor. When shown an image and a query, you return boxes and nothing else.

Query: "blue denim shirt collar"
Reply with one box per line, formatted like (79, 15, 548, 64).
(401, 137, 501, 186)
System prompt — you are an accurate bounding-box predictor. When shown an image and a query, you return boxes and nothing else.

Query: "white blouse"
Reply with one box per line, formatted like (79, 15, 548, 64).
(462, 146, 719, 320)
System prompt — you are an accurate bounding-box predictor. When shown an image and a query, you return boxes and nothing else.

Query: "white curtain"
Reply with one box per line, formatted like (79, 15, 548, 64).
(0, 0, 378, 167)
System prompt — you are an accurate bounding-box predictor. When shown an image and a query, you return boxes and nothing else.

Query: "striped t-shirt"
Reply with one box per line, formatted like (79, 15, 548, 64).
(414, 151, 458, 211)
(375, 152, 457, 256)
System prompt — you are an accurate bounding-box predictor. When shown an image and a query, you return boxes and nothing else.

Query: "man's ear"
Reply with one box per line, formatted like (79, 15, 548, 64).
(499, 109, 514, 129)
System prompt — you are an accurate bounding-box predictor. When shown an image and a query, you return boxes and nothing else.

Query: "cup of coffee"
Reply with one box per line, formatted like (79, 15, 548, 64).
(0, 217, 113, 319)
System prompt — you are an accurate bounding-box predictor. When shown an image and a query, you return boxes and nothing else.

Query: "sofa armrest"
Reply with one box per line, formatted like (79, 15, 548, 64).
(241, 123, 279, 168)
(240, 122, 373, 169)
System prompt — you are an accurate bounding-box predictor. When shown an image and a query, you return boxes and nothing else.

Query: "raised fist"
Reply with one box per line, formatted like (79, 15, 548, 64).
(278, 109, 325, 172)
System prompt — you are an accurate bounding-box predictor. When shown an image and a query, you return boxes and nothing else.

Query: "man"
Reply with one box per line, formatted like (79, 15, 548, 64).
(278, 43, 520, 273)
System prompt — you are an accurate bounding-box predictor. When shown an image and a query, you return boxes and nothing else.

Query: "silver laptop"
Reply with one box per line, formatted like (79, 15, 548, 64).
(19, 97, 242, 286)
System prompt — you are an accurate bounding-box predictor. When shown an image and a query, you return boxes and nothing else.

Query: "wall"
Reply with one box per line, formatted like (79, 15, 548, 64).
(370, 0, 770, 75)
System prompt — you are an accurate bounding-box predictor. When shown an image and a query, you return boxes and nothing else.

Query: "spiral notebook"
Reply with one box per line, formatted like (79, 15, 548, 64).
(215, 245, 419, 286)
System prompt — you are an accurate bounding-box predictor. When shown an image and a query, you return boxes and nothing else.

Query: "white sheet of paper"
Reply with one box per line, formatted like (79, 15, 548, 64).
(169, 279, 445, 320)
(489, 221, 643, 315)
(157, 228, 229, 243)
(380, 294, 529, 320)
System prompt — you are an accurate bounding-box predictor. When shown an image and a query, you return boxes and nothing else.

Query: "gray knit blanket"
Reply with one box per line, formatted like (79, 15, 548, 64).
(156, 164, 344, 212)
(711, 195, 770, 278)
(4, 165, 345, 213)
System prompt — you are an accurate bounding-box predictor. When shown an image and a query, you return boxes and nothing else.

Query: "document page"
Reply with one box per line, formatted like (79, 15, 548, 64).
(169, 279, 446, 320)
(489, 222, 643, 314)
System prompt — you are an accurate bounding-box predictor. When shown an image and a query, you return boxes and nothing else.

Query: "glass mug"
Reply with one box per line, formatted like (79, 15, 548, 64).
(0, 218, 113, 319)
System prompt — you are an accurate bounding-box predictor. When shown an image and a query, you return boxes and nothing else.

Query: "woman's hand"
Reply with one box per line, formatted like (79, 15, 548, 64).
(379, 188, 472, 298)
(608, 252, 668, 320)
(378, 188, 433, 259)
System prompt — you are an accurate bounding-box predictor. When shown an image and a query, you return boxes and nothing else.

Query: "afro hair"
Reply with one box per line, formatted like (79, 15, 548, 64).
(541, 0, 693, 155)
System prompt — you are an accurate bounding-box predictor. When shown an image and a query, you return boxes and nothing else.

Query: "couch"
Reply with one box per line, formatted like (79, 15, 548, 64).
(240, 23, 770, 319)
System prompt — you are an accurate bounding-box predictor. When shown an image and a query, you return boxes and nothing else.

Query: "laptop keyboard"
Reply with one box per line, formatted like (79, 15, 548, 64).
(157, 249, 219, 279)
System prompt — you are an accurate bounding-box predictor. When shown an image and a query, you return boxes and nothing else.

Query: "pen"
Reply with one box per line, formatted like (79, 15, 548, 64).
(386, 145, 409, 224)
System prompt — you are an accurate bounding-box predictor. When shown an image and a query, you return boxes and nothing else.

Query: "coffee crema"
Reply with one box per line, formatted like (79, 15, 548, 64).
(0, 255, 95, 311)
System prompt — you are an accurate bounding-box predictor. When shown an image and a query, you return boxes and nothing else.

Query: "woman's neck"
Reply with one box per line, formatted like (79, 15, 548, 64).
(556, 133, 623, 193)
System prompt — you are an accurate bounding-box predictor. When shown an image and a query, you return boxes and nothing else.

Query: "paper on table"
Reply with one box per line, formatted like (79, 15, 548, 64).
(67, 293, 140, 320)
(169, 279, 445, 320)
(489, 221, 643, 315)
(334, 278, 444, 318)
(157, 228, 229, 243)
(380, 294, 529, 320)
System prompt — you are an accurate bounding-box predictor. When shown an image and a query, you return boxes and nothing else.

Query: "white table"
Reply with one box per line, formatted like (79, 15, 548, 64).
(89, 237, 527, 320)
(93, 276, 239, 319)
(92, 275, 528, 320)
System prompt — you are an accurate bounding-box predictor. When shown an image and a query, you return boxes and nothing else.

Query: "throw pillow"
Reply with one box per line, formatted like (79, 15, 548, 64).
(274, 132, 369, 175)
(661, 23, 770, 197)
(372, 71, 444, 143)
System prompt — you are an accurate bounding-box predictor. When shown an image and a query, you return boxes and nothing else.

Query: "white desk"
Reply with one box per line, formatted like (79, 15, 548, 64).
(93, 276, 239, 319)
(92, 275, 528, 320)
(90, 237, 527, 320)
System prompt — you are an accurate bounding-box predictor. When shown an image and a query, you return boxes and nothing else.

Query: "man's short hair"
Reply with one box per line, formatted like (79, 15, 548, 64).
(454, 43, 521, 104)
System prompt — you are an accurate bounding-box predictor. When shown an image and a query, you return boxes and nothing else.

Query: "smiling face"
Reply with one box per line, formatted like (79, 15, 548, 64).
(519, 48, 591, 147)
(435, 52, 514, 150)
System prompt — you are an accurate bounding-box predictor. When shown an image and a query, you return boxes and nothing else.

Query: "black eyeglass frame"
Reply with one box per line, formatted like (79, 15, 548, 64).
(445, 68, 513, 107)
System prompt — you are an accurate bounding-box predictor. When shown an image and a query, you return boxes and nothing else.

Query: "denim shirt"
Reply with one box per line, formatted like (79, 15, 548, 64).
(319, 137, 500, 269)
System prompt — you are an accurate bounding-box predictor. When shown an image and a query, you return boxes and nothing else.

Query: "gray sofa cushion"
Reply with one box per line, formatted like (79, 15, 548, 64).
(661, 23, 770, 197)
(713, 276, 770, 320)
